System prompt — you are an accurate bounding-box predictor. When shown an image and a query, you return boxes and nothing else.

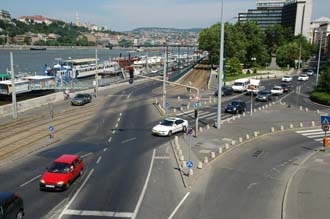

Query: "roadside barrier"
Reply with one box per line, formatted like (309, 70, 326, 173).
(197, 161, 203, 169)
(218, 147, 223, 154)
(211, 152, 216, 159)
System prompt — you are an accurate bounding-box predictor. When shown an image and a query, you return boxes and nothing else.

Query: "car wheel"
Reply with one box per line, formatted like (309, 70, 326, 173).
(16, 210, 24, 219)
(182, 126, 187, 132)
(168, 131, 172, 136)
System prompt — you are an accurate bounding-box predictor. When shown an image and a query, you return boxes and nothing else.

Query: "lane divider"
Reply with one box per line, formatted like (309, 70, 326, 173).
(19, 174, 41, 187)
(168, 192, 191, 219)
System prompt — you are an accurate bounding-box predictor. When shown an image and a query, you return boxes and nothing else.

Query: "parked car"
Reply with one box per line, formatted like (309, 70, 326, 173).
(271, 86, 284, 95)
(0, 192, 24, 219)
(215, 86, 233, 96)
(224, 100, 247, 114)
(305, 69, 314, 76)
(152, 117, 188, 136)
(281, 75, 293, 82)
(256, 90, 272, 102)
(280, 84, 290, 92)
(298, 74, 309, 81)
(40, 154, 84, 191)
(71, 93, 92, 106)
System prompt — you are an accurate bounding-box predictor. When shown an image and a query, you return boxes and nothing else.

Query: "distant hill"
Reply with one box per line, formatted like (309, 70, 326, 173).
(130, 27, 203, 33)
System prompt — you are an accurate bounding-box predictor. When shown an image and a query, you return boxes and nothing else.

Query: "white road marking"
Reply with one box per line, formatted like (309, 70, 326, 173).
(302, 134, 325, 138)
(96, 156, 102, 164)
(115, 123, 119, 128)
(296, 129, 322, 134)
(199, 112, 217, 119)
(108, 137, 112, 143)
(154, 156, 171, 160)
(127, 91, 133, 99)
(63, 209, 133, 218)
(121, 137, 136, 144)
(247, 182, 258, 190)
(81, 152, 93, 158)
(58, 169, 95, 219)
(168, 192, 191, 219)
(19, 174, 41, 187)
(103, 148, 108, 152)
(132, 149, 156, 219)
(176, 110, 194, 116)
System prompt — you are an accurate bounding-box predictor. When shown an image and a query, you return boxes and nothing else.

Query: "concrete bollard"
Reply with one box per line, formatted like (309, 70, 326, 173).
(218, 147, 223, 154)
(204, 101, 207, 106)
(312, 121, 315, 127)
(232, 116, 236, 121)
(181, 160, 186, 168)
(300, 122, 303, 128)
(155, 98, 158, 104)
(290, 124, 294, 129)
(178, 96, 181, 101)
(197, 161, 203, 169)
(225, 143, 230, 150)
(204, 156, 209, 164)
(246, 134, 250, 140)
(178, 149, 183, 157)
(262, 106, 265, 110)
(269, 103, 272, 106)
(173, 108, 177, 113)
(258, 107, 261, 111)
(231, 140, 236, 146)
(239, 137, 243, 143)
(265, 104, 268, 108)
(316, 110, 320, 114)
(254, 109, 257, 113)
(271, 127, 275, 132)
(189, 96, 192, 100)
(187, 105, 190, 110)
(179, 155, 185, 161)
(199, 127, 203, 132)
(206, 124, 210, 130)
(188, 168, 194, 177)
(209, 96, 212, 103)
(180, 106, 183, 111)
(211, 152, 216, 159)
(299, 106, 303, 111)
(237, 115, 241, 119)
(254, 131, 258, 137)
(280, 125, 284, 131)
(305, 108, 308, 112)
(243, 112, 246, 117)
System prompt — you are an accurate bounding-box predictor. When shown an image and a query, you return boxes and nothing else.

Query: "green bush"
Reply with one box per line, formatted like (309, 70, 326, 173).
(310, 91, 330, 106)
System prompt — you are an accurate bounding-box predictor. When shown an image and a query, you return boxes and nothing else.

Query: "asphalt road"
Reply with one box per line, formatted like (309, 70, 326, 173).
(173, 131, 321, 219)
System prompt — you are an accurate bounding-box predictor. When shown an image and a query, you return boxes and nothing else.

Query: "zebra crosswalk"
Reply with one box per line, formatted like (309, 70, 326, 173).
(177, 110, 233, 122)
(295, 129, 326, 143)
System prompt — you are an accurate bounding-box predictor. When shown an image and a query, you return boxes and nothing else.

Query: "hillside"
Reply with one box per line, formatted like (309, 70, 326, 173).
(130, 27, 203, 33)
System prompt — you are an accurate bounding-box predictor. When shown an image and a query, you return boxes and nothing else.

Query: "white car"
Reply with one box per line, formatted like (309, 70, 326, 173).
(305, 70, 314, 76)
(271, 86, 284, 95)
(281, 76, 293, 82)
(298, 74, 309, 81)
(152, 117, 188, 136)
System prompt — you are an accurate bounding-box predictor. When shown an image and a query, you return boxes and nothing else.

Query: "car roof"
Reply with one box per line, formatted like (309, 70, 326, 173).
(283, 75, 291, 77)
(0, 192, 14, 203)
(55, 154, 80, 163)
(165, 117, 183, 121)
(273, 86, 282, 88)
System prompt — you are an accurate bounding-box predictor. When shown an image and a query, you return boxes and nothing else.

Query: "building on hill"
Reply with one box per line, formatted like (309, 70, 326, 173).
(18, 15, 61, 25)
(310, 17, 330, 43)
(0, 9, 11, 21)
(238, 0, 313, 39)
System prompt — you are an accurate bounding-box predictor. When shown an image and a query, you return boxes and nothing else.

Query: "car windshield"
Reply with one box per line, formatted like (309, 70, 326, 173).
(283, 76, 290, 78)
(233, 82, 243, 86)
(300, 74, 307, 77)
(259, 91, 269, 95)
(231, 101, 241, 106)
(273, 87, 281, 90)
(160, 120, 174, 126)
(75, 94, 85, 98)
(48, 162, 70, 174)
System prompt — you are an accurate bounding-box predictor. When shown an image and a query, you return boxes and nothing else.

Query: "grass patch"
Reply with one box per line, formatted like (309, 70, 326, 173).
(226, 73, 257, 81)
(310, 91, 330, 106)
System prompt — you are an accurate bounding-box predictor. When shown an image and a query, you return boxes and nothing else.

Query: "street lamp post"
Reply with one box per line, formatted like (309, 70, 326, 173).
(162, 46, 168, 109)
(216, 0, 225, 129)
(10, 52, 17, 120)
(316, 31, 324, 86)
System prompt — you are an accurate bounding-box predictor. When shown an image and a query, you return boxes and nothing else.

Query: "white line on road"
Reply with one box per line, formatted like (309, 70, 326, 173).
(168, 192, 191, 219)
(176, 110, 194, 116)
(296, 129, 322, 134)
(132, 149, 156, 219)
(81, 152, 93, 158)
(199, 112, 217, 119)
(96, 156, 102, 164)
(63, 209, 133, 218)
(58, 169, 94, 219)
(154, 156, 171, 160)
(19, 174, 41, 187)
(108, 137, 112, 143)
(121, 137, 136, 144)
(127, 91, 133, 99)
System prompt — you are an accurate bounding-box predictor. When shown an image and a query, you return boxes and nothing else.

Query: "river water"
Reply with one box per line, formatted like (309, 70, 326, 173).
(0, 48, 165, 74)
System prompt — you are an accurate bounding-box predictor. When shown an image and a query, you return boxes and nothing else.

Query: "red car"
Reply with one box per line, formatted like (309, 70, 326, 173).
(40, 154, 84, 191)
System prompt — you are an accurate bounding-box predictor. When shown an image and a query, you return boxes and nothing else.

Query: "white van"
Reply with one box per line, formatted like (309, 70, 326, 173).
(232, 78, 250, 92)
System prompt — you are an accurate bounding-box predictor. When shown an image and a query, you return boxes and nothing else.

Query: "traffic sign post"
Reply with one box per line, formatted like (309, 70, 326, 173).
(165, 102, 170, 109)
(186, 161, 193, 169)
(187, 128, 193, 164)
(321, 116, 330, 148)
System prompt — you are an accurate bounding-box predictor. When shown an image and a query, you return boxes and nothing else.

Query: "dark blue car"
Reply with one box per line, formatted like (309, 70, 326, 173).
(224, 100, 247, 114)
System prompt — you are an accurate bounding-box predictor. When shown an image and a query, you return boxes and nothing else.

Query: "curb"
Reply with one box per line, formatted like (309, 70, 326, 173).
(171, 141, 189, 189)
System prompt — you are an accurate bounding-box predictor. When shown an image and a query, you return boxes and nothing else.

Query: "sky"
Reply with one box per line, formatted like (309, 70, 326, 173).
(1, 0, 329, 31)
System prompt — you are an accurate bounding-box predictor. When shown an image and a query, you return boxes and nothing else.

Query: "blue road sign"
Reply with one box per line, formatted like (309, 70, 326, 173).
(321, 116, 330, 125)
(165, 102, 170, 108)
(187, 128, 193, 135)
(186, 161, 193, 168)
(49, 125, 54, 132)
(193, 102, 200, 110)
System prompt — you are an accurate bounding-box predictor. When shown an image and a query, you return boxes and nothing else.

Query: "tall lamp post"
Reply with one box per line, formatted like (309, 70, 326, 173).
(163, 45, 168, 109)
(216, 0, 225, 129)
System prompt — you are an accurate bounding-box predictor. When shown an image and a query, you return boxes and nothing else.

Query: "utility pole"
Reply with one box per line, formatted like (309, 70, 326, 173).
(162, 46, 168, 109)
(297, 5, 305, 72)
(216, 0, 225, 129)
(95, 49, 99, 97)
(10, 52, 17, 119)
(316, 30, 323, 86)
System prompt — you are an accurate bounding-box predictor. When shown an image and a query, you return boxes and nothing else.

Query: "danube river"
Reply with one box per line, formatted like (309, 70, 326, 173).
(0, 48, 165, 74)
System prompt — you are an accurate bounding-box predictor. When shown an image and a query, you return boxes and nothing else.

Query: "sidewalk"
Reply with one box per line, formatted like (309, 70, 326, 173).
(171, 102, 327, 188)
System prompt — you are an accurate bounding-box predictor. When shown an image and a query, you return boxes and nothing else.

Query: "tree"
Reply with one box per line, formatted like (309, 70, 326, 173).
(264, 24, 292, 54)
(118, 39, 133, 48)
(24, 37, 31, 45)
(226, 57, 242, 75)
(318, 63, 330, 92)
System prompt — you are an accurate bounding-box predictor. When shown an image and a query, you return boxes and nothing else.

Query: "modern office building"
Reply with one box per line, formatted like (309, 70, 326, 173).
(238, 0, 313, 38)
